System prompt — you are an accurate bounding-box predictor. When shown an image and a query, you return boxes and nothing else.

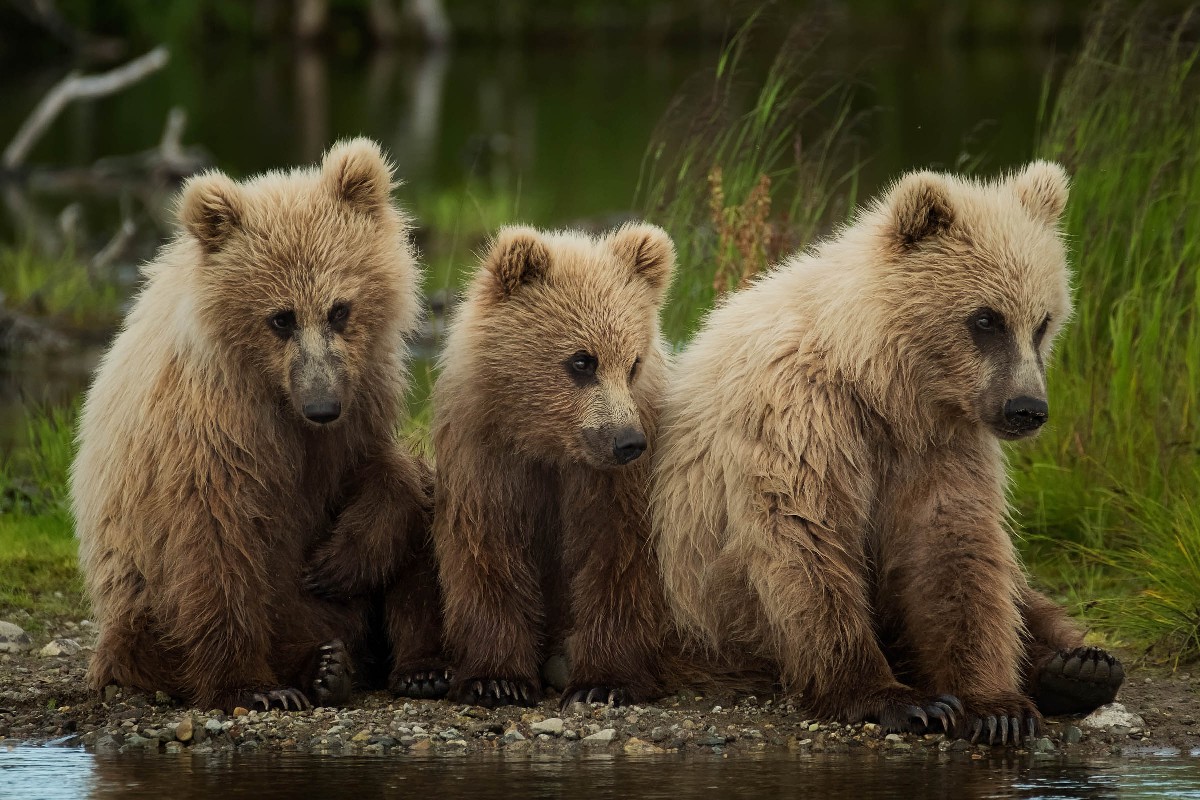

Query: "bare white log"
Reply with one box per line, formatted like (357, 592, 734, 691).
(89, 216, 137, 277)
(3, 46, 170, 169)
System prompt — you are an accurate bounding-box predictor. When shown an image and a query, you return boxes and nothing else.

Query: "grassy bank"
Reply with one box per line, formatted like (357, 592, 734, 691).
(1015, 9, 1200, 661)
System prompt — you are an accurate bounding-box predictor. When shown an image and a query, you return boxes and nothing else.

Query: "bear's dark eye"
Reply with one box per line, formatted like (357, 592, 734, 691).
(269, 310, 297, 338)
(1034, 314, 1051, 347)
(969, 308, 1004, 334)
(629, 357, 641, 382)
(565, 350, 598, 385)
(329, 302, 351, 333)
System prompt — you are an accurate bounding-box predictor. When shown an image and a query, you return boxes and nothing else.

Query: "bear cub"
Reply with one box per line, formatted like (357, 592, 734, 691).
(73, 139, 444, 712)
(433, 224, 675, 707)
(651, 162, 1123, 743)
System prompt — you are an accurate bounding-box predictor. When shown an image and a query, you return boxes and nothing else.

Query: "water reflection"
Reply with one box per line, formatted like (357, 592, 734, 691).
(5, 747, 1200, 800)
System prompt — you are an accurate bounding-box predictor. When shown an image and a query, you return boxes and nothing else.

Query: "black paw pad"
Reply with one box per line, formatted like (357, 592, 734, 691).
(311, 639, 353, 708)
(560, 686, 630, 711)
(455, 678, 538, 708)
(1034, 646, 1125, 716)
(392, 668, 451, 700)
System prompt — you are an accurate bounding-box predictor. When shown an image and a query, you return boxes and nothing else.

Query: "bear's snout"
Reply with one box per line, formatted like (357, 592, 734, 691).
(612, 427, 648, 465)
(1002, 395, 1048, 435)
(302, 399, 342, 425)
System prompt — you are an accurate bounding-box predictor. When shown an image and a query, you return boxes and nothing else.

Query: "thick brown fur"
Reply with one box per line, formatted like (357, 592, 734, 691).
(652, 162, 1122, 739)
(432, 224, 675, 707)
(72, 138, 442, 711)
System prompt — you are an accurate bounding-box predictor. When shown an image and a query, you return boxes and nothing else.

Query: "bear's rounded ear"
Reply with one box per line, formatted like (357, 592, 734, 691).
(322, 137, 395, 216)
(608, 222, 676, 298)
(886, 170, 955, 248)
(179, 171, 245, 253)
(1011, 160, 1069, 225)
(484, 226, 551, 298)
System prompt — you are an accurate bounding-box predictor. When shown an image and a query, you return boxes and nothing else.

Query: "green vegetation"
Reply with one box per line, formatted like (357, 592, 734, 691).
(0, 247, 124, 328)
(0, 406, 87, 629)
(638, 15, 861, 339)
(1014, 9, 1200, 661)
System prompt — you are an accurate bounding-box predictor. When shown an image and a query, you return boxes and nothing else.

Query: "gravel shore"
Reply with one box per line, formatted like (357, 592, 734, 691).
(4, 615, 1199, 760)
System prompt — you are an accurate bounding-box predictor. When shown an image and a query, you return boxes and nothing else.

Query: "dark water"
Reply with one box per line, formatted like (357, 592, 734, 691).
(4, 747, 1200, 800)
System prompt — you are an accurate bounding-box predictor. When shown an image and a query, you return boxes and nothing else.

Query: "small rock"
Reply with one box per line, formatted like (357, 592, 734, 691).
(164, 741, 184, 754)
(1034, 737, 1055, 753)
(502, 726, 525, 743)
(174, 717, 194, 743)
(154, 691, 172, 705)
(438, 728, 462, 741)
(582, 728, 616, 744)
(624, 737, 664, 755)
(648, 726, 670, 742)
(352, 731, 371, 743)
(103, 686, 120, 703)
(696, 735, 726, 747)
(532, 718, 564, 736)
(1081, 703, 1145, 732)
(1062, 725, 1083, 744)
(0, 621, 32, 653)
(39, 638, 82, 658)
(233, 707, 249, 717)
(884, 733, 903, 742)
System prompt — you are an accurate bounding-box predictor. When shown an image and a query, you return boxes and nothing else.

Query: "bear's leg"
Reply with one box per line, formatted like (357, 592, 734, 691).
(266, 592, 371, 708)
(158, 497, 306, 712)
(436, 455, 544, 707)
(747, 512, 958, 733)
(1020, 586, 1124, 716)
(386, 536, 450, 699)
(881, 447, 1039, 745)
(89, 614, 185, 699)
(305, 446, 432, 599)
(558, 465, 664, 708)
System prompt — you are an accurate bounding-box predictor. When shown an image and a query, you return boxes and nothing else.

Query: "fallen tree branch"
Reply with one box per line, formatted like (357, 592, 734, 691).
(3, 46, 170, 169)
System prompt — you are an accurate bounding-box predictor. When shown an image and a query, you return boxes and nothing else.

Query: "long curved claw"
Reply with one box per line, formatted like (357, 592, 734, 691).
(1010, 716, 1021, 745)
(585, 687, 604, 704)
(986, 716, 998, 745)
(998, 715, 1009, 745)
(937, 695, 965, 717)
(932, 701, 957, 730)
(925, 704, 948, 733)
(970, 718, 983, 744)
(253, 692, 270, 711)
(1027, 716, 1038, 741)
(905, 705, 928, 730)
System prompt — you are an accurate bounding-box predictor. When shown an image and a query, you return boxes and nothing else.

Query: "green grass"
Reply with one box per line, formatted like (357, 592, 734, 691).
(0, 247, 125, 327)
(1011, 8, 1200, 660)
(636, 12, 863, 340)
(0, 405, 86, 629)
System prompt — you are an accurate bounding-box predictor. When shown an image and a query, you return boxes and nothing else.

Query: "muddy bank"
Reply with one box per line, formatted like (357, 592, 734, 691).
(2, 619, 1199, 760)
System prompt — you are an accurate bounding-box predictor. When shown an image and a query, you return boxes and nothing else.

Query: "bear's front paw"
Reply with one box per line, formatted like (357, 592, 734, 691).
(559, 685, 630, 710)
(391, 666, 452, 700)
(957, 692, 1042, 745)
(310, 639, 353, 708)
(1033, 646, 1125, 716)
(871, 690, 964, 735)
(452, 677, 539, 708)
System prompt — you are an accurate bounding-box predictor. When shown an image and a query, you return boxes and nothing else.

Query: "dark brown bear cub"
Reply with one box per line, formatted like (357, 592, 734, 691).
(432, 224, 674, 707)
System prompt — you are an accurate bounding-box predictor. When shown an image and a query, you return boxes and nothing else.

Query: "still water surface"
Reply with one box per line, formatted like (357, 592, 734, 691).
(5, 747, 1200, 800)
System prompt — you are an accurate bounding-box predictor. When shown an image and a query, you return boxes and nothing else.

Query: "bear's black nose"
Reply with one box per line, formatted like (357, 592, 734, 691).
(303, 400, 342, 424)
(1003, 396, 1048, 431)
(612, 428, 647, 465)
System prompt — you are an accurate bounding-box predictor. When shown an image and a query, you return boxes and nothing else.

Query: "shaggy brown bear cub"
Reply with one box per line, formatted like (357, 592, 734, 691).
(652, 162, 1123, 743)
(72, 139, 445, 712)
(432, 224, 674, 707)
